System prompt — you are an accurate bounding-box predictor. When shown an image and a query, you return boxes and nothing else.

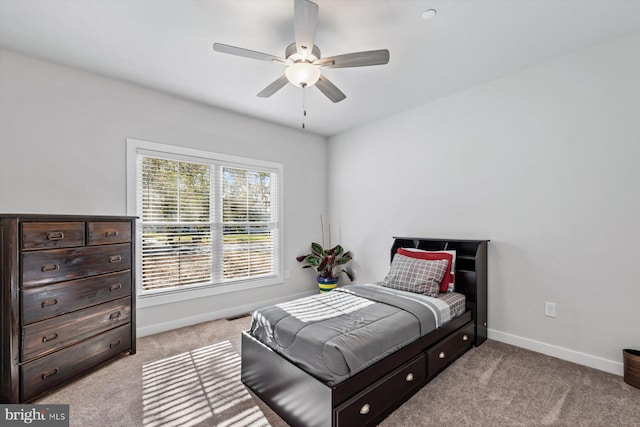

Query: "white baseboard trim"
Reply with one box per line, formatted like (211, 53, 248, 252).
(488, 328, 623, 376)
(136, 290, 316, 338)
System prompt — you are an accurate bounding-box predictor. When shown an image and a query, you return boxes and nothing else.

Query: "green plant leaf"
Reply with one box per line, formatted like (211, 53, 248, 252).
(336, 254, 352, 265)
(332, 245, 344, 256)
(304, 254, 321, 266)
(311, 242, 324, 256)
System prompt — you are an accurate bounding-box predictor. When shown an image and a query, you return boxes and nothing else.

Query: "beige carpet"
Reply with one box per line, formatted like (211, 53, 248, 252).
(37, 316, 640, 426)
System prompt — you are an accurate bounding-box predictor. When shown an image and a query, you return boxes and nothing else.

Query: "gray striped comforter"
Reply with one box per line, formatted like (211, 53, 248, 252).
(249, 284, 449, 385)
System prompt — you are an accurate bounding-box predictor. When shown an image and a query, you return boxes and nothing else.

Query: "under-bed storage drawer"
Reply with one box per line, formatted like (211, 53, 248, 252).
(427, 321, 474, 378)
(335, 354, 425, 427)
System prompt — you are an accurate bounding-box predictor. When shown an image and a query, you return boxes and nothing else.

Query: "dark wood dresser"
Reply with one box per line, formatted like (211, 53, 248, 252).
(0, 214, 137, 403)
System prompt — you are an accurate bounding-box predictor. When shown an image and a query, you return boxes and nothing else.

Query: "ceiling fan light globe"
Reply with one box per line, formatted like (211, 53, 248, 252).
(285, 62, 321, 87)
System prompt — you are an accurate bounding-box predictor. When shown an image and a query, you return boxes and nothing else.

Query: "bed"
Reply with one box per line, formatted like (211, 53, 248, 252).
(241, 237, 488, 427)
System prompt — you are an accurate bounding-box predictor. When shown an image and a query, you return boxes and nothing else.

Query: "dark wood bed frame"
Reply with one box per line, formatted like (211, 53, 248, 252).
(241, 237, 489, 427)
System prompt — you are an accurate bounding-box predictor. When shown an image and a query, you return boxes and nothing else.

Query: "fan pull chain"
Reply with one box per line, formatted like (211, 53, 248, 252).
(301, 83, 307, 130)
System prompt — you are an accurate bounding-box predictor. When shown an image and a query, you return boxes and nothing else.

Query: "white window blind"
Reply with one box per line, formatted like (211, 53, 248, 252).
(221, 167, 278, 280)
(135, 148, 280, 295)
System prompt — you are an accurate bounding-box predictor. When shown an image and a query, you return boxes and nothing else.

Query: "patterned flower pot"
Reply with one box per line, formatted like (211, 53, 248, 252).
(317, 277, 339, 293)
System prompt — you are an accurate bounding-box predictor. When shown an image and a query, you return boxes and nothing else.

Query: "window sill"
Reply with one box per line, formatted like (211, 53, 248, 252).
(137, 275, 283, 308)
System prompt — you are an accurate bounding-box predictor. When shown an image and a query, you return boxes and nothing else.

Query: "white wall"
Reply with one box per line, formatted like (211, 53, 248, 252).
(0, 49, 327, 336)
(328, 31, 640, 375)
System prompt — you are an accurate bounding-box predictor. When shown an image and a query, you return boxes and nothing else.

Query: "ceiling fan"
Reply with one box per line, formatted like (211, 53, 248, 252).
(213, 0, 390, 103)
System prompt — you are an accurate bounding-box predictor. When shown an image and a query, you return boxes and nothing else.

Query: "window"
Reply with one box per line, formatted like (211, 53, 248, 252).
(127, 139, 283, 305)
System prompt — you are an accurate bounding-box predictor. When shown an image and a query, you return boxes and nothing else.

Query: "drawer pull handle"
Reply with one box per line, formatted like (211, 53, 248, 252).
(406, 372, 414, 382)
(463, 334, 469, 341)
(439, 351, 446, 359)
(46, 231, 65, 241)
(42, 368, 59, 380)
(110, 339, 122, 349)
(41, 263, 60, 272)
(105, 231, 119, 238)
(42, 332, 58, 343)
(41, 299, 58, 308)
(109, 283, 122, 291)
(109, 311, 122, 320)
(359, 403, 370, 415)
(109, 255, 122, 263)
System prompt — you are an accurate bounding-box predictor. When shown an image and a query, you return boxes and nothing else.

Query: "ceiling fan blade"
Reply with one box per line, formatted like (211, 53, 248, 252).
(257, 75, 289, 98)
(294, 0, 319, 59)
(314, 49, 390, 68)
(213, 43, 288, 65)
(315, 75, 346, 103)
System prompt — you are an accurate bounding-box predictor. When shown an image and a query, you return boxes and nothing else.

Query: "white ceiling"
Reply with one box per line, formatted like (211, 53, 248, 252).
(1, 0, 640, 137)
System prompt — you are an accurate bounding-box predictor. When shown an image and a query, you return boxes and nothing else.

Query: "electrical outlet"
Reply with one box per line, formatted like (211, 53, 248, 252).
(544, 301, 556, 318)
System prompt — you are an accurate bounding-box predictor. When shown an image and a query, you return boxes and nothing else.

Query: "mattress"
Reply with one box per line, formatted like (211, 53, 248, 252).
(249, 283, 466, 385)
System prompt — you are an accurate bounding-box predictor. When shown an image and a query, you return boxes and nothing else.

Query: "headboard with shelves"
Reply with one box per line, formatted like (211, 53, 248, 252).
(391, 237, 489, 346)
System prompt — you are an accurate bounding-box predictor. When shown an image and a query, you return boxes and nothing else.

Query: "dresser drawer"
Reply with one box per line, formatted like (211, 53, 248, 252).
(21, 222, 84, 250)
(427, 322, 474, 378)
(335, 354, 425, 427)
(21, 324, 131, 402)
(21, 271, 132, 325)
(87, 221, 131, 245)
(21, 243, 131, 287)
(22, 297, 131, 361)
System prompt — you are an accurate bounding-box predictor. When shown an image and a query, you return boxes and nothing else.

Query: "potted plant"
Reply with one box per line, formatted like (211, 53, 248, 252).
(296, 242, 354, 292)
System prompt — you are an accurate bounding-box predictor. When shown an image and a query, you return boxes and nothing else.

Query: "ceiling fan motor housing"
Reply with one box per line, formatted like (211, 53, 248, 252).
(285, 42, 321, 62)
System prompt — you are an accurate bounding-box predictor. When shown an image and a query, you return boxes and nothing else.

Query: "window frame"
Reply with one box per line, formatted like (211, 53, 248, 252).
(126, 138, 284, 308)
